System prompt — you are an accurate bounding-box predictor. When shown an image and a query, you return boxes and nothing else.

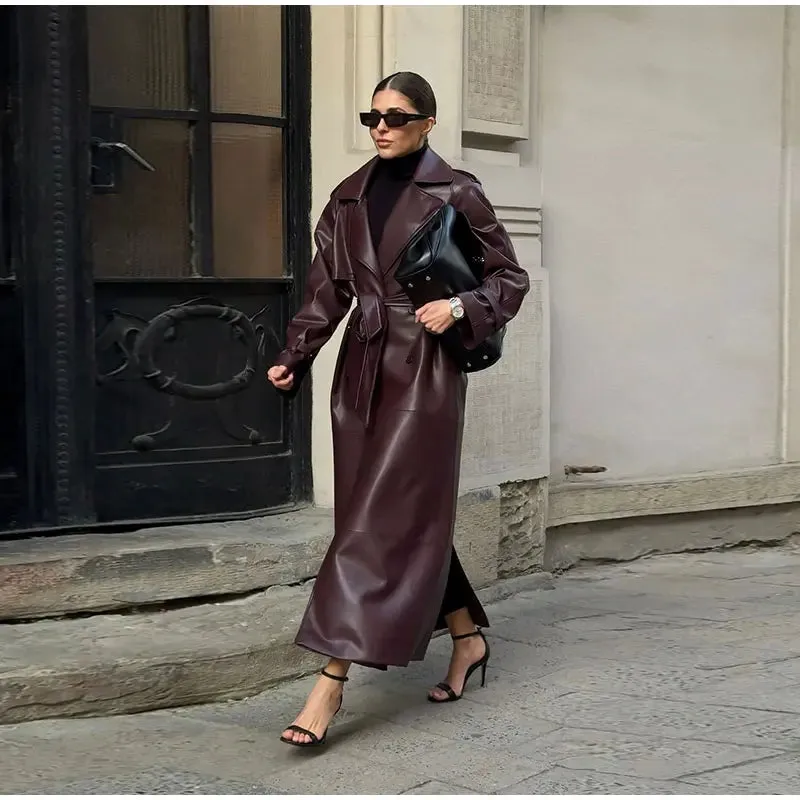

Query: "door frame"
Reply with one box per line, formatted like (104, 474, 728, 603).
(5, 6, 312, 536)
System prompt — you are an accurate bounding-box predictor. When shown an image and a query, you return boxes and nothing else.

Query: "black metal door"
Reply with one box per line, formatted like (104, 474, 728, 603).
(0, 6, 23, 529)
(4, 6, 311, 534)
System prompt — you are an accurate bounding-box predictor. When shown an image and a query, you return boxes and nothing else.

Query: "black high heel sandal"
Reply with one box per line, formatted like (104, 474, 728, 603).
(280, 668, 348, 748)
(428, 629, 490, 703)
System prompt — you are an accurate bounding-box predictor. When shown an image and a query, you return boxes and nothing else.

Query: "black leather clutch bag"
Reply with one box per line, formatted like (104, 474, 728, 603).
(395, 203, 504, 373)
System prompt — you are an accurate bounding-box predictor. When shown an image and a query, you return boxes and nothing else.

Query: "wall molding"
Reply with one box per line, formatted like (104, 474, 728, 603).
(462, 5, 531, 140)
(345, 6, 383, 153)
(495, 205, 541, 238)
(548, 462, 800, 527)
(782, 7, 800, 460)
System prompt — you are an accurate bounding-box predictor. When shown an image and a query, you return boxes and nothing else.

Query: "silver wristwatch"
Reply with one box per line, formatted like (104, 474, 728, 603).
(449, 297, 465, 320)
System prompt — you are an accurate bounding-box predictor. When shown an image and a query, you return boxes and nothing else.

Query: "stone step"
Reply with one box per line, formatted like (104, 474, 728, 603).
(0, 509, 333, 621)
(0, 488, 504, 623)
(0, 572, 552, 725)
(0, 583, 320, 725)
(0, 489, 551, 725)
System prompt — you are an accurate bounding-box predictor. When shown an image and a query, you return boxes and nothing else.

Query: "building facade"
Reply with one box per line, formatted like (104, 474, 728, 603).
(2, 5, 798, 579)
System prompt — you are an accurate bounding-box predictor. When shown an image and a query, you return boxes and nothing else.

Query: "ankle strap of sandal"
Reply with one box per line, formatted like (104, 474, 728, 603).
(321, 668, 349, 683)
(452, 629, 482, 641)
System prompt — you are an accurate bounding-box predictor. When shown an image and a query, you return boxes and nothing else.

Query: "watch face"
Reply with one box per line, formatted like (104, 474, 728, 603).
(450, 299, 465, 319)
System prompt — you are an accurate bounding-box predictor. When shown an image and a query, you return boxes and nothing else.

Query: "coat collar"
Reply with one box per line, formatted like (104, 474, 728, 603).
(337, 146, 455, 202)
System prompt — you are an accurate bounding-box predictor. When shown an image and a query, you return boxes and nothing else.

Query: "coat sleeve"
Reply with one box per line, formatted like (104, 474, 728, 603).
(273, 198, 354, 393)
(451, 179, 530, 349)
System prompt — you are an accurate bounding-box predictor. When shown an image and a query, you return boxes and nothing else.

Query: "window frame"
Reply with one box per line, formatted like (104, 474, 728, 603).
(89, 5, 297, 282)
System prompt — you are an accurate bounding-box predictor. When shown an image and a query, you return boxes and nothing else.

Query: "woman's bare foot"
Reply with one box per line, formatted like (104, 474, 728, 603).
(428, 629, 487, 701)
(281, 664, 349, 745)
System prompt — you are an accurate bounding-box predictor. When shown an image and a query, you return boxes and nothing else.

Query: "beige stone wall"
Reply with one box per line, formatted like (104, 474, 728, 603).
(542, 7, 786, 486)
(537, 6, 800, 529)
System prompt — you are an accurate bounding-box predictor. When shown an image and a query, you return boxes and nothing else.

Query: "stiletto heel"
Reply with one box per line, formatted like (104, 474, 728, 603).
(280, 668, 348, 748)
(428, 629, 490, 703)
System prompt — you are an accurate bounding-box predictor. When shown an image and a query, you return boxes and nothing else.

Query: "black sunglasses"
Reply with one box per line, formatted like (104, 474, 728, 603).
(359, 111, 429, 129)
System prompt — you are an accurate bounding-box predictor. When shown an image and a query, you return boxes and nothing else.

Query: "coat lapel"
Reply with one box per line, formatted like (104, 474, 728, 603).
(349, 198, 382, 282)
(338, 147, 456, 282)
(377, 148, 455, 275)
(340, 158, 382, 283)
(377, 183, 443, 275)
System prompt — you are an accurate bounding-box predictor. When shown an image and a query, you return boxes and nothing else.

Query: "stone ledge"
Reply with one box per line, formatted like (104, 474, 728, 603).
(0, 488, 503, 622)
(548, 463, 800, 528)
(0, 510, 333, 621)
(545, 503, 800, 571)
(0, 572, 553, 725)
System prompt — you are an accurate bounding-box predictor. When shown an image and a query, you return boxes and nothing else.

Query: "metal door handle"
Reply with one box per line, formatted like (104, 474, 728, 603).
(92, 139, 156, 172)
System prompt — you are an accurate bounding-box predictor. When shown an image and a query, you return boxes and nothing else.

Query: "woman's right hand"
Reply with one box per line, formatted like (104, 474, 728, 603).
(267, 365, 295, 391)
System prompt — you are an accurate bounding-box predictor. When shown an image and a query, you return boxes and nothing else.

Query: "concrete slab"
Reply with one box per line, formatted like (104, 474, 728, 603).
(681, 754, 800, 794)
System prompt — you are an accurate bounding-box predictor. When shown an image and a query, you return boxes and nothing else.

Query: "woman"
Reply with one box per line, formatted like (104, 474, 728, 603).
(268, 72, 529, 747)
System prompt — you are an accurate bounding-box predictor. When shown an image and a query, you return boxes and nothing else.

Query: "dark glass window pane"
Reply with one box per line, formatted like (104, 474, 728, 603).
(212, 124, 283, 277)
(88, 7, 188, 110)
(210, 7, 282, 116)
(92, 120, 191, 278)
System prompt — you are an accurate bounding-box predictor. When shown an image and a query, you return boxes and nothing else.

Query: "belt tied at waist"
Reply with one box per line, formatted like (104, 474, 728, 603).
(352, 293, 412, 428)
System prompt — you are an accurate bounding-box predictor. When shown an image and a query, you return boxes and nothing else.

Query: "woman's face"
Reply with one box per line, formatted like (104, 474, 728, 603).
(369, 89, 434, 159)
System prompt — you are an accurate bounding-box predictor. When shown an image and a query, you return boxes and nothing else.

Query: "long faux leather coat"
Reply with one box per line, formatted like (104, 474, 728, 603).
(275, 147, 529, 668)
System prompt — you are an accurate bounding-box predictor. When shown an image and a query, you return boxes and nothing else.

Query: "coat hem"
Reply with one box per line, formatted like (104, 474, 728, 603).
(295, 639, 434, 671)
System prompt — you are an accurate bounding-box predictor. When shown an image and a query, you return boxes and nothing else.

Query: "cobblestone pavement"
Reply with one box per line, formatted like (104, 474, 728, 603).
(2, 544, 800, 794)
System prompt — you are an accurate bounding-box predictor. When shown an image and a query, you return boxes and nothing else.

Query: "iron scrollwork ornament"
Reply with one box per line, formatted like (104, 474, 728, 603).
(133, 301, 258, 400)
(95, 298, 277, 451)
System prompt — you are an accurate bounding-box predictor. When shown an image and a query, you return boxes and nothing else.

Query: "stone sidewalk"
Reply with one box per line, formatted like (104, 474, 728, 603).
(1, 544, 800, 794)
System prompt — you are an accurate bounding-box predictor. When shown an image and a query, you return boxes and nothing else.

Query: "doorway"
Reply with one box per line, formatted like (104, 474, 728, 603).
(2, 7, 312, 534)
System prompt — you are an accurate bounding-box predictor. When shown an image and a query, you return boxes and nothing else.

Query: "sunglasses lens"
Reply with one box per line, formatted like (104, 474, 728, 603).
(360, 112, 425, 129)
(384, 113, 410, 128)
(359, 112, 381, 128)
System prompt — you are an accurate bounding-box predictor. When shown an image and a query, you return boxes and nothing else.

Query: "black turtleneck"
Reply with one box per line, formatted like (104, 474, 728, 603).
(367, 144, 427, 249)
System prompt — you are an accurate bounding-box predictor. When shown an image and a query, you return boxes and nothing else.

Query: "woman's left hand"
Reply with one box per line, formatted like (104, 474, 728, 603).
(416, 299, 456, 334)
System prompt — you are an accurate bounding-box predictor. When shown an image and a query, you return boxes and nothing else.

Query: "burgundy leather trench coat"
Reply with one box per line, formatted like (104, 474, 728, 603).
(275, 147, 529, 668)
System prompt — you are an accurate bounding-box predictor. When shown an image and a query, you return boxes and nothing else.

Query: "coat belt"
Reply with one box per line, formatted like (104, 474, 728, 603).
(353, 293, 413, 428)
